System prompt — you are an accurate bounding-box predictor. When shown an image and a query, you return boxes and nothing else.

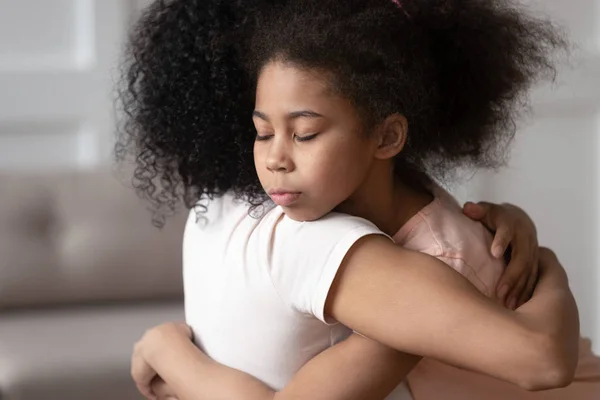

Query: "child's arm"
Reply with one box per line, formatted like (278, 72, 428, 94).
(275, 335, 419, 400)
(142, 326, 419, 400)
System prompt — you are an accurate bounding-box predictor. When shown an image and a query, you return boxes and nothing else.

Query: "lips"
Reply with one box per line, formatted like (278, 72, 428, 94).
(269, 190, 301, 207)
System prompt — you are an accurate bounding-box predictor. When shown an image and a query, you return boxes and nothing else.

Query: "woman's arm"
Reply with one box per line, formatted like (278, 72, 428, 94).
(142, 247, 576, 400)
(327, 242, 579, 391)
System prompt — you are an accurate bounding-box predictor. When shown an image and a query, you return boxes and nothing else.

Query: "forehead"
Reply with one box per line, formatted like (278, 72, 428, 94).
(254, 60, 365, 130)
(256, 61, 335, 102)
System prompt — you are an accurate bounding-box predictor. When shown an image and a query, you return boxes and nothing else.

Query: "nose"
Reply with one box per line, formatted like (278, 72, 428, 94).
(266, 138, 294, 173)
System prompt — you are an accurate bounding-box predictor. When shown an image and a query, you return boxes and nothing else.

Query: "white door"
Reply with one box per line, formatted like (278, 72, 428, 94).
(0, 0, 135, 170)
(454, 0, 600, 351)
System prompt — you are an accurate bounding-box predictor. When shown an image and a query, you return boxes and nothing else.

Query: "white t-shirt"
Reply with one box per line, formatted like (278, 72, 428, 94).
(184, 194, 412, 398)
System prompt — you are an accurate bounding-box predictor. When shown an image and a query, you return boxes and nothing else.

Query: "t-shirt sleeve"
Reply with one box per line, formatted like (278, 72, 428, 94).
(269, 212, 389, 324)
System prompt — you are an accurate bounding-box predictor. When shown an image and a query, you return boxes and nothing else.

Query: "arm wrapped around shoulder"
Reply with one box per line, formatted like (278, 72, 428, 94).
(325, 236, 579, 390)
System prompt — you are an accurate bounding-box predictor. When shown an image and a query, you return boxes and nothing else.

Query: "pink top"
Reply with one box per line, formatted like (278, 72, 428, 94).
(395, 187, 600, 400)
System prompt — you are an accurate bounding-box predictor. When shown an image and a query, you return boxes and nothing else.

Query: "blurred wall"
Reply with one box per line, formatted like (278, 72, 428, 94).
(0, 0, 136, 169)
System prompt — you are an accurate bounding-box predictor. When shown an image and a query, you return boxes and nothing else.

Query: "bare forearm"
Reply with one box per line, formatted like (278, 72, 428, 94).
(520, 249, 579, 336)
(148, 333, 418, 400)
(515, 249, 579, 382)
(148, 337, 275, 400)
(276, 334, 420, 400)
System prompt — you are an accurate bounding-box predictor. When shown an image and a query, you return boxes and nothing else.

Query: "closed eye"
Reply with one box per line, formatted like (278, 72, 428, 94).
(294, 133, 319, 142)
(255, 134, 273, 141)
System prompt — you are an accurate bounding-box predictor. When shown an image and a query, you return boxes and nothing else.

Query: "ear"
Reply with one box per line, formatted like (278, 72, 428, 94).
(374, 113, 408, 160)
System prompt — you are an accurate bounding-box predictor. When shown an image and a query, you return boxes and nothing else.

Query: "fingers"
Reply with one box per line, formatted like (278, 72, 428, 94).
(463, 201, 495, 223)
(466, 200, 540, 309)
(131, 342, 158, 400)
(507, 272, 528, 310)
(464, 202, 514, 258)
(490, 225, 512, 259)
(518, 257, 539, 307)
(518, 275, 536, 307)
(152, 377, 176, 399)
(136, 383, 156, 400)
(497, 249, 529, 308)
(496, 231, 540, 309)
(463, 201, 504, 233)
(131, 364, 151, 397)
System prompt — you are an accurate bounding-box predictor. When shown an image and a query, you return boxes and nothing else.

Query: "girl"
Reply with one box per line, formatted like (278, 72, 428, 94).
(119, 0, 597, 399)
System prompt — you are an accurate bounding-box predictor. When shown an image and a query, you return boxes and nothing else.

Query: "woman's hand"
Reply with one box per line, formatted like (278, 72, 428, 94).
(131, 322, 193, 399)
(463, 201, 539, 309)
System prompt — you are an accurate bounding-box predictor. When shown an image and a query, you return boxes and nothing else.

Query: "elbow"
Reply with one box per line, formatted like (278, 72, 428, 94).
(545, 365, 576, 390)
(517, 334, 577, 391)
(519, 364, 574, 391)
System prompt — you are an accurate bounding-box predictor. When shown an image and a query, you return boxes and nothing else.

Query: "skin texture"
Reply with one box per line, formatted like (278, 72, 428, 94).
(254, 62, 385, 223)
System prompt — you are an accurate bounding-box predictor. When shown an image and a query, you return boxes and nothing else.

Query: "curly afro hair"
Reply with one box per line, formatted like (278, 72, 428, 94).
(116, 0, 270, 226)
(116, 0, 566, 225)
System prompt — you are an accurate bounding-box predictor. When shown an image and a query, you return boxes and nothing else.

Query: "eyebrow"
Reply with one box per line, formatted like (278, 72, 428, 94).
(252, 110, 324, 122)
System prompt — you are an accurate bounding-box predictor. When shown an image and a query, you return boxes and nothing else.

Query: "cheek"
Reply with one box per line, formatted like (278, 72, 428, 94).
(308, 141, 371, 190)
(253, 145, 266, 178)
(253, 144, 260, 167)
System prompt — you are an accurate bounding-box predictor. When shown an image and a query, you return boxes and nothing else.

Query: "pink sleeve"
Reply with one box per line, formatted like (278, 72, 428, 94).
(437, 256, 496, 298)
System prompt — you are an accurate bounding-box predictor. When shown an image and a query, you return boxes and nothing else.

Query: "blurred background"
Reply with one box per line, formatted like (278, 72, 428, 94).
(0, 0, 598, 399)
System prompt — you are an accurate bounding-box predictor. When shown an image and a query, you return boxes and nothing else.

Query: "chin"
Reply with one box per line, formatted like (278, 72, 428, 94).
(282, 206, 328, 222)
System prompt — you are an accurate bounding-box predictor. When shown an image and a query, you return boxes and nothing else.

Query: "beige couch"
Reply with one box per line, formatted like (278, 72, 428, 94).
(0, 168, 188, 400)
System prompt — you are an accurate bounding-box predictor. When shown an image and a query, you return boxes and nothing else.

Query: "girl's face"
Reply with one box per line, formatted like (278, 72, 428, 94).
(253, 61, 380, 221)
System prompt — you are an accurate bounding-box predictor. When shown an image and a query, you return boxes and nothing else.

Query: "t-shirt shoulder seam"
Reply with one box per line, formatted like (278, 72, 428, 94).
(265, 217, 305, 317)
(398, 215, 427, 240)
(312, 226, 388, 321)
(266, 224, 384, 318)
(417, 211, 445, 256)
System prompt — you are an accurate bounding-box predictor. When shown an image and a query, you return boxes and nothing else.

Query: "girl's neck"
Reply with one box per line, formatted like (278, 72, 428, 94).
(336, 165, 434, 237)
